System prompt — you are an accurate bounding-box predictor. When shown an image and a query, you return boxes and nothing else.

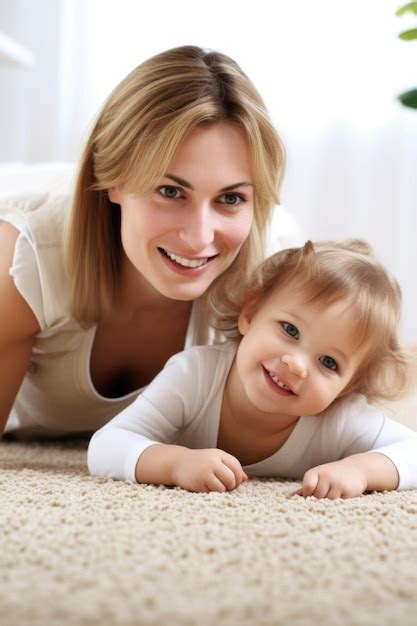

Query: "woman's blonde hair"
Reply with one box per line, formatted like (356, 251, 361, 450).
(209, 239, 410, 403)
(63, 45, 285, 326)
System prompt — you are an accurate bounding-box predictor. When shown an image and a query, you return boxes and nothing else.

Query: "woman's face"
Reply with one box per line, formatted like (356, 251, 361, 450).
(109, 122, 254, 302)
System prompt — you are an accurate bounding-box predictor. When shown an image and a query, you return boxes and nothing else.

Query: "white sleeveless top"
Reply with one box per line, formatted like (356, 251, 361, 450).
(0, 192, 302, 437)
(0, 193, 221, 436)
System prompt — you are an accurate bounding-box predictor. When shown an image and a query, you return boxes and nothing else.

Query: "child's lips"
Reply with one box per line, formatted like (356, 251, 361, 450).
(262, 365, 298, 395)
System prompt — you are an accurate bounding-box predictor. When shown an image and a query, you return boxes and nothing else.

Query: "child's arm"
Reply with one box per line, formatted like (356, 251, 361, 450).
(88, 348, 202, 482)
(291, 451, 399, 499)
(88, 344, 247, 491)
(135, 444, 248, 492)
(291, 395, 417, 499)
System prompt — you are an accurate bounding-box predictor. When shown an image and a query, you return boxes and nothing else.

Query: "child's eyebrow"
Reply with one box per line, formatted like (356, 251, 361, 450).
(281, 310, 306, 326)
(328, 347, 348, 364)
(164, 173, 253, 192)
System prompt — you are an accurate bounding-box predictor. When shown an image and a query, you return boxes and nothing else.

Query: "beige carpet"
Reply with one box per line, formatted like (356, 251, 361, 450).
(1, 375, 417, 626)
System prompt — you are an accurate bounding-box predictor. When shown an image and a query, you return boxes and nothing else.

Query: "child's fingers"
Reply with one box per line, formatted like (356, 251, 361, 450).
(301, 470, 321, 497)
(326, 485, 343, 500)
(214, 462, 241, 490)
(221, 454, 247, 488)
(291, 470, 322, 497)
(205, 473, 228, 492)
(311, 475, 332, 499)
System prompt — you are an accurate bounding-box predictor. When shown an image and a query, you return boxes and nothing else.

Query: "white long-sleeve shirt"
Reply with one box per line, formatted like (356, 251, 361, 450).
(88, 342, 417, 490)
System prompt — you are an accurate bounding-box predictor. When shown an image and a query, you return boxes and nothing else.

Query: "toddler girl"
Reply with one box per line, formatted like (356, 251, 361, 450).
(88, 239, 417, 499)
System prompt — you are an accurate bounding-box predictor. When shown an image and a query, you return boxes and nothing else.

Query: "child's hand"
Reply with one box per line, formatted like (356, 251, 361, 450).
(173, 448, 249, 493)
(290, 458, 368, 500)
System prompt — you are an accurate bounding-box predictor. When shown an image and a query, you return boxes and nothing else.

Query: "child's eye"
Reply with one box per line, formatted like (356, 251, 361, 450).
(158, 185, 183, 199)
(218, 192, 245, 207)
(319, 355, 338, 371)
(281, 322, 299, 340)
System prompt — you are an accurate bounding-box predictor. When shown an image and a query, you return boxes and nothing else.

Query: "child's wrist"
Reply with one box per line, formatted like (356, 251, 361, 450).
(135, 444, 189, 486)
(170, 447, 191, 485)
(342, 452, 399, 492)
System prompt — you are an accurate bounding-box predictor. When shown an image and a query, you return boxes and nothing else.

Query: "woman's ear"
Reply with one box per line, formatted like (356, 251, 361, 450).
(108, 187, 122, 204)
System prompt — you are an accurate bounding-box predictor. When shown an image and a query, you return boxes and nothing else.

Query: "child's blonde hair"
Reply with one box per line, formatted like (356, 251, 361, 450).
(209, 239, 409, 403)
(63, 45, 285, 327)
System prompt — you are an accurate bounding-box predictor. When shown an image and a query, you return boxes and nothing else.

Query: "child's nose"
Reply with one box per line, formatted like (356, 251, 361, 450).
(281, 353, 308, 378)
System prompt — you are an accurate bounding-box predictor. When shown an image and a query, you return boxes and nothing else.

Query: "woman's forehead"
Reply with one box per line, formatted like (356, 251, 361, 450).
(167, 122, 252, 181)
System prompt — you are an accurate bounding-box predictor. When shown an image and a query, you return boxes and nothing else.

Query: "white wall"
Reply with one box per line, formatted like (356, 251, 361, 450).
(0, 0, 62, 160)
(0, 0, 416, 342)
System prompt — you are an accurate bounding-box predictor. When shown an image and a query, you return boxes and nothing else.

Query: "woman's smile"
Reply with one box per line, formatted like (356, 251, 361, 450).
(158, 247, 218, 275)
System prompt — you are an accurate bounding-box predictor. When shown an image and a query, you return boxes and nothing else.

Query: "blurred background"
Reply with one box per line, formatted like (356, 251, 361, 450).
(0, 0, 416, 342)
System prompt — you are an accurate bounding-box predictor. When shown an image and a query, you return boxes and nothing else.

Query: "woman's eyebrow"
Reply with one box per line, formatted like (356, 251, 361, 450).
(164, 173, 253, 192)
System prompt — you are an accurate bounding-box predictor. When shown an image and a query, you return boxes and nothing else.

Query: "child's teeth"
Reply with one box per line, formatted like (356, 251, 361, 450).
(269, 371, 290, 391)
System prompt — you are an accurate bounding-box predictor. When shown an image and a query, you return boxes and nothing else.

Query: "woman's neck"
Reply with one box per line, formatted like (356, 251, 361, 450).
(111, 252, 191, 322)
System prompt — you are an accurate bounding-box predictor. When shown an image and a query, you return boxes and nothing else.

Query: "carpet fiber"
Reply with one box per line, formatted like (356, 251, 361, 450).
(1, 382, 417, 626)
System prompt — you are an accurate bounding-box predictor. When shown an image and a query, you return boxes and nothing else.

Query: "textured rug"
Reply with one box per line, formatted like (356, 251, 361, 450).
(1, 358, 417, 626)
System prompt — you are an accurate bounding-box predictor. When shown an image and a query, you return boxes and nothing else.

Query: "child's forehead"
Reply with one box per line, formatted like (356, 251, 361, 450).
(264, 282, 359, 329)
(264, 282, 346, 310)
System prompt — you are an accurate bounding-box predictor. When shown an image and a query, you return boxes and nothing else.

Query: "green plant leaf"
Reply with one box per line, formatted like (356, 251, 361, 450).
(396, 2, 417, 16)
(398, 88, 417, 108)
(399, 28, 417, 39)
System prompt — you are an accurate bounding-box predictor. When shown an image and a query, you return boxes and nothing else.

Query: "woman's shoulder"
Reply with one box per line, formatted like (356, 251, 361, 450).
(0, 192, 71, 246)
(0, 193, 73, 330)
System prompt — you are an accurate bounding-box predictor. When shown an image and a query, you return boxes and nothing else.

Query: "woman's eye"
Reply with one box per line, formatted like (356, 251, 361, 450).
(282, 322, 299, 340)
(218, 192, 244, 206)
(319, 355, 338, 371)
(159, 186, 182, 199)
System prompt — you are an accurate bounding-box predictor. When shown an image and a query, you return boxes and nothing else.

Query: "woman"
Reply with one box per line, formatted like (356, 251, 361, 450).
(0, 45, 285, 438)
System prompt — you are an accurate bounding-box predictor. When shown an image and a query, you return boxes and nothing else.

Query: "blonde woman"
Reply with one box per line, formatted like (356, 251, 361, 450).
(0, 45, 287, 438)
(88, 240, 417, 499)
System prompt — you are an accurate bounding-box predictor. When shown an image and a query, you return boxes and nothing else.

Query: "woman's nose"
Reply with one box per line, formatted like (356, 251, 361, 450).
(281, 353, 308, 378)
(178, 205, 215, 251)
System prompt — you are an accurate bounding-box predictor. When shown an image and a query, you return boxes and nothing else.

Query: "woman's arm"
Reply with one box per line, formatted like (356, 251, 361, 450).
(0, 222, 40, 435)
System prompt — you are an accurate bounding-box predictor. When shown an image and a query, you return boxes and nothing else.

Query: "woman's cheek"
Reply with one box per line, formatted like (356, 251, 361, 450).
(226, 210, 254, 249)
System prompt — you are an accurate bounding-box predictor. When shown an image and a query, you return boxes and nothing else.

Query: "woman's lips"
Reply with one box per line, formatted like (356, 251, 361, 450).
(158, 247, 217, 276)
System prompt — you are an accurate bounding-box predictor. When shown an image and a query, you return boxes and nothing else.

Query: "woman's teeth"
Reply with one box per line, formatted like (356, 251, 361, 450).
(268, 371, 291, 391)
(163, 248, 209, 268)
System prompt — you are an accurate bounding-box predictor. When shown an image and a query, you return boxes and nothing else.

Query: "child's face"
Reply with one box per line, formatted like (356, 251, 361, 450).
(236, 283, 368, 419)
